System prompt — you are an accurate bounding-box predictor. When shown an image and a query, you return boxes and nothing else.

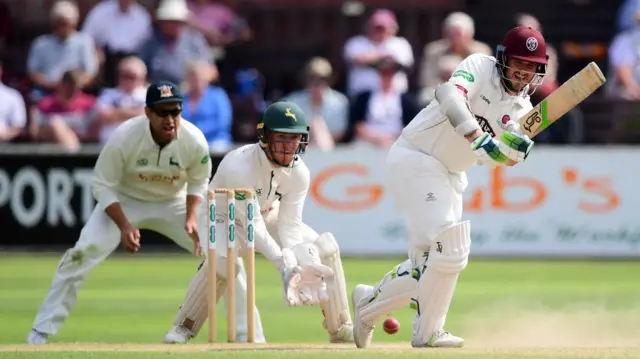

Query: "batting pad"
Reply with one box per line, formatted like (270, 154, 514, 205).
(358, 259, 417, 326)
(413, 221, 471, 344)
(313, 232, 353, 337)
(172, 262, 227, 337)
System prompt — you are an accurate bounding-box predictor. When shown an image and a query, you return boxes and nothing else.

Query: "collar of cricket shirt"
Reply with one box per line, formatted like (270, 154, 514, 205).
(490, 64, 530, 109)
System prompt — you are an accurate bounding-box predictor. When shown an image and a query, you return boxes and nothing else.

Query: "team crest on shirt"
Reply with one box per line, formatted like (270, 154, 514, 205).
(158, 85, 173, 98)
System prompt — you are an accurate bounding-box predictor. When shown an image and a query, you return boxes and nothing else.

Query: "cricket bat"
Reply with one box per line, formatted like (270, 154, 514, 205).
(519, 62, 606, 138)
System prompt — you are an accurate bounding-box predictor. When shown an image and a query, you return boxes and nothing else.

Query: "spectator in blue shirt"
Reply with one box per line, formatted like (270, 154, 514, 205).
(26, 0, 98, 102)
(182, 60, 232, 152)
(617, 0, 640, 34)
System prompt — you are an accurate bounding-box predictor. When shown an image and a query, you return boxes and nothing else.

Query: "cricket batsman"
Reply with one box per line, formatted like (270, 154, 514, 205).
(163, 101, 354, 344)
(27, 81, 212, 344)
(351, 26, 548, 348)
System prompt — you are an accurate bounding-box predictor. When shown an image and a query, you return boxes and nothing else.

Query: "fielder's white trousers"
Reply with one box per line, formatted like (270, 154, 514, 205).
(32, 195, 201, 335)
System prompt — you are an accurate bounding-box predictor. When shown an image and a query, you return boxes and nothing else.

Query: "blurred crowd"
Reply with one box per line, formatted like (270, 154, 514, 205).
(0, 0, 632, 151)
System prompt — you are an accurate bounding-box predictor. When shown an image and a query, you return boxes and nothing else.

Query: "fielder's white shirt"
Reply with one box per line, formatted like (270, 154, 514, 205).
(92, 115, 211, 210)
(399, 54, 533, 173)
(212, 143, 310, 250)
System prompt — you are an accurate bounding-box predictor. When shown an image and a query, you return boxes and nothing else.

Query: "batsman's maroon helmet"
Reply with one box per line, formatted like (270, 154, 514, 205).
(500, 26, 548, 64)
(495, 26, 548, 93)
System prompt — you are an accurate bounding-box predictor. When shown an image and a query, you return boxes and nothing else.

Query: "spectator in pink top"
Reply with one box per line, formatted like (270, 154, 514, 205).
(32, 70, 97, 151)
(187, 0, 252, 46)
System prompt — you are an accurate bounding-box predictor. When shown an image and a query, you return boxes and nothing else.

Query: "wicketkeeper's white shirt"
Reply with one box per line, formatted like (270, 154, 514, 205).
(211, 143, 310, 250)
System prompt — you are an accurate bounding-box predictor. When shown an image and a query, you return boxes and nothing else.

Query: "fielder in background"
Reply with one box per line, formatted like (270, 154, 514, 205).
(27, 81, 212, 345)
(351, 26, 546, 349)
(163, 101, 354, 344)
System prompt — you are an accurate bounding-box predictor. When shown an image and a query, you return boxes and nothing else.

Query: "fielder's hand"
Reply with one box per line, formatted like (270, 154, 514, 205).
(282, 263, 334, 306)
(120, 223, 141, 253)
(185, 219, 202, 257)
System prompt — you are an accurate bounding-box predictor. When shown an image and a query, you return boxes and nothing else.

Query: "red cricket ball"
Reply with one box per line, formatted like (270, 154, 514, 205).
(383, 317, 400, 334)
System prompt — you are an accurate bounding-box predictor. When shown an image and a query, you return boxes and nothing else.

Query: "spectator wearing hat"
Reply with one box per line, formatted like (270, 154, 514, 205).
(343, 9, 414, 97)
(26, 0, 98, 102)
(139, 0, 213, 85)
(418, 12, 490, 105)
(348, 56, 419, 147)
(283, 57, 349, 151)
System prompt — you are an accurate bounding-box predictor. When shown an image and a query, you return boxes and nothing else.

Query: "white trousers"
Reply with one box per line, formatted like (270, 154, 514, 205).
(32, 195, 198, 334)
(357, 143, 467, 325)
(386, 143, 466, 261)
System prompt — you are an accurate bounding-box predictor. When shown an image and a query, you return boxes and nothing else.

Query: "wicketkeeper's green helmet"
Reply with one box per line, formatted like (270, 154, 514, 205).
(257, 101, 310, 166)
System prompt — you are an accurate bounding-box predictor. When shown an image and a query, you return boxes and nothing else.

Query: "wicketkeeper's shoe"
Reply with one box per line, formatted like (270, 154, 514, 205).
(27, 329, 48, 345)
(351, 284, 375, 349)
(163, 325, 193, 344)
(411, 329, 465, 348)
(329, 323, 354, 343)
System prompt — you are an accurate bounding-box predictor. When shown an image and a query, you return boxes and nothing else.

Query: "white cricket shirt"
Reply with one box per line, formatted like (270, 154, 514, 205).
(398, 54, 533, 173)
(92, 115, 211, 210)
(211, 143, 310, 250)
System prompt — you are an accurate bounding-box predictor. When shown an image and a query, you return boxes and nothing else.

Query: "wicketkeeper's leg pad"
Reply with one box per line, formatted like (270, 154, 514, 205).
(172, 260, 227, 337)
(413, 221, 471, 344)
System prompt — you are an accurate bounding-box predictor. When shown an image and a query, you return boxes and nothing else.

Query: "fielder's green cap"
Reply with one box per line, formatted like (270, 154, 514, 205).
(145, 81, 184, 106)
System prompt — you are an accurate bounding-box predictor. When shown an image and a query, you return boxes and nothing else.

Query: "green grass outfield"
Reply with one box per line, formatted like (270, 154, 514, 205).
(1, 253, 639, 359)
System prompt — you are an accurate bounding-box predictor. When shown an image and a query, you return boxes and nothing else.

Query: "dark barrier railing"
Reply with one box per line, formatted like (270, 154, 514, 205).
(0, 152, 223, 250)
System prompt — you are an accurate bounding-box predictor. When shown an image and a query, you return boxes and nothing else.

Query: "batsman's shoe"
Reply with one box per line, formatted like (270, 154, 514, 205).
(329, 323, 354, 343)
(411, 329, 464, 348)
(351, 284, 375, 349)
(27, 329, 48, 345)
(163, 325, 194, 344)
